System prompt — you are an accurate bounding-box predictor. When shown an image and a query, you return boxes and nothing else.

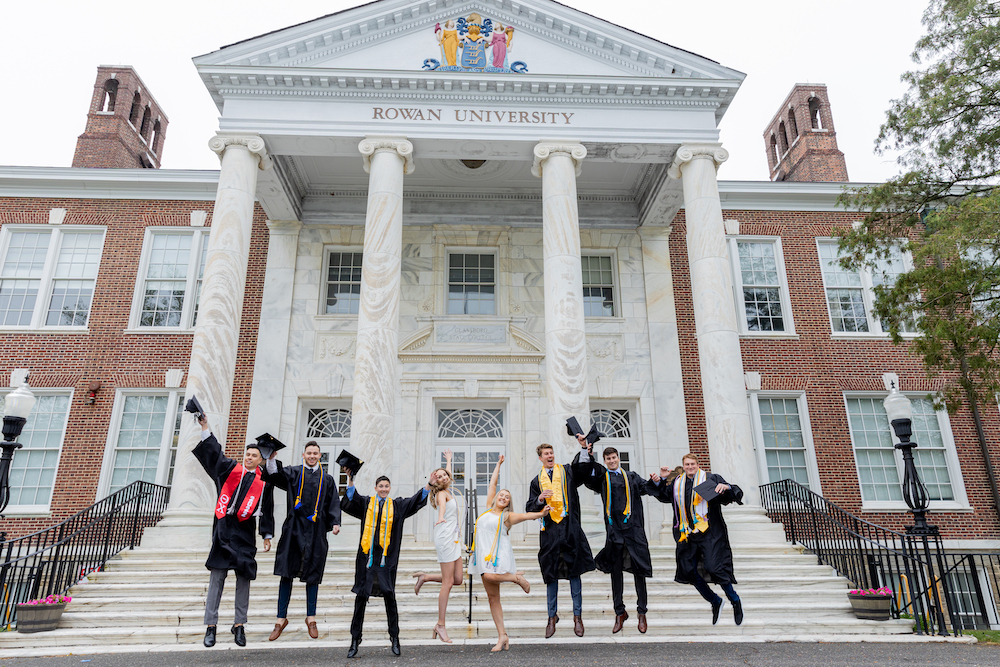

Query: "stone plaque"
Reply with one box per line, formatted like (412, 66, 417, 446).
(436, 324, 506, 344)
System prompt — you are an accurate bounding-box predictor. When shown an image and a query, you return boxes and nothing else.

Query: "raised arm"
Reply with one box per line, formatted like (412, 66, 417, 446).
(444, 448, 454, 478)
(505, 504, 550, 528)
(486, 454, 504, 509)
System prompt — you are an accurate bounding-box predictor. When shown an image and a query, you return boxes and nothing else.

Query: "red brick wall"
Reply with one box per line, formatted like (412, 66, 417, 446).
(0, 198, 267, 537)
(670, 209, 1000, 539)
(763, 84, 849, 182)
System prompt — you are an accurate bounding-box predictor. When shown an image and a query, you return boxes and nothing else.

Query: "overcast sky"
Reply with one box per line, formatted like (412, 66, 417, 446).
(1, 0, 927, 182)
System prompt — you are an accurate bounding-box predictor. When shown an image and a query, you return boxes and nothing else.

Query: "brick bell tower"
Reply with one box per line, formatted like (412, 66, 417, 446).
(763, 83, 848, 182)
(72, 66, 168, 169)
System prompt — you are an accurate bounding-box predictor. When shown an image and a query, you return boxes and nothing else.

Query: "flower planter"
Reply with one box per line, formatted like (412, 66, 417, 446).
(15, 603, 67, 633)
(847, 592, 893, 620)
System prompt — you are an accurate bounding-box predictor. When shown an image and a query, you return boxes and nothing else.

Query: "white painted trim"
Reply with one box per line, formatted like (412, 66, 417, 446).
(581, 248, 621, 320)
(748, 391, 822, 494)
(0, 167, 219, 201)
(128, 227, 211, 331)
(444, 246, 501, 317)
(727, 235, 795, 336)
(319, 245, 365, 317)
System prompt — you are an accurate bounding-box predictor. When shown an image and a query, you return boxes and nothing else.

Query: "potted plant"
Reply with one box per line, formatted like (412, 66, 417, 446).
(847, 586, 893, 620)
(16, 594, 72, 633)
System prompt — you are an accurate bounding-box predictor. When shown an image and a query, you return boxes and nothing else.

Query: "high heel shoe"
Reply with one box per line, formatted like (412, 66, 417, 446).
(491, 634, 510, 652)
(515, 572, 530, 594)
(432, 623, 452, 644)
(413, 572, 427, 595)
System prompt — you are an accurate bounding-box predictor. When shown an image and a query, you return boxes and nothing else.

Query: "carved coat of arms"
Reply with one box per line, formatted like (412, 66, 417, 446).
(423, 12, 528, 73)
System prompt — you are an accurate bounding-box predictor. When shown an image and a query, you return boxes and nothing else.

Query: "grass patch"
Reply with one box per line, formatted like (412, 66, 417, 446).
(967, 630, 1000, 644)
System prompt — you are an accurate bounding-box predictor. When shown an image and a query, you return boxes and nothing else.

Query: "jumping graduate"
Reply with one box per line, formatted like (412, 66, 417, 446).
(659, 452, 745, 626)
(578, 435, 668, 634)
(193, 414, 275, 648)
(526, 442, 596, 638)
(341, 471, 430, 658)
(262, 440, 341, 641)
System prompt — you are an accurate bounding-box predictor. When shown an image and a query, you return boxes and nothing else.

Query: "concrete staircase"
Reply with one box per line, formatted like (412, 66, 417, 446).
(0, 508, 913, 649)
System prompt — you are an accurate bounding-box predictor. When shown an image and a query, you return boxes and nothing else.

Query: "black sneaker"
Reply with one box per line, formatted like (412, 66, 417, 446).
(711, 598, 725, 625)
(733, 600, 744, 626)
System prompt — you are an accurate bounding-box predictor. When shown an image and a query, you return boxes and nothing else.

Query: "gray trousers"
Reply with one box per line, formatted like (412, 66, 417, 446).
(204, 568, 251, 626)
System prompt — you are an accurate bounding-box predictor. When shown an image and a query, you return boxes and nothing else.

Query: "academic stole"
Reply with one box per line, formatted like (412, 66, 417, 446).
(538, 464, 569, 531)
(360, 497, 394, 568)
(294, 464, 323, 522)
(472, 509, 505, 568)
(674, 469, 709, 542)
(215, 465, 264, 521)
(604, 469, 631, 525)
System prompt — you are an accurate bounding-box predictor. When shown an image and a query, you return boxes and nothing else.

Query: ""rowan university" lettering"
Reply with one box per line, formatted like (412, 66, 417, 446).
(372, 107, 574, 124)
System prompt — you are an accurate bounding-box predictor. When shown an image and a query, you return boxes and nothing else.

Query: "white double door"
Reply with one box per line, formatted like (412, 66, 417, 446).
(435, 445, 506, 515)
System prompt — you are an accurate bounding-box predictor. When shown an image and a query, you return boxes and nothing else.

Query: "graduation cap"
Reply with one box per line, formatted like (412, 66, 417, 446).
(565, 417, 604, 445)
(693, 479, 722, 503)
(336, 449, 364, 476)
(184, 395, 205, 421)
(250, 433, 286, 460)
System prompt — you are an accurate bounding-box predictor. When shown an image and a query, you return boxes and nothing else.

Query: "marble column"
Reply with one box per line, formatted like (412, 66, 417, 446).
(143, 134, 272, 547)
(348, 137, 414, 487)
(532, 142, 590, 460)
(668, 143, 760, 505)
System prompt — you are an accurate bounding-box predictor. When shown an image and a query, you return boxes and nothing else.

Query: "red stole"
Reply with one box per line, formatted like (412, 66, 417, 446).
(216, 465, 264, 521)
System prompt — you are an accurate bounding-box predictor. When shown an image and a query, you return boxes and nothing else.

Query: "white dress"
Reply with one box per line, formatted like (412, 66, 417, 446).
(469, 510, 517, 575)
(433, 496, 463, 563)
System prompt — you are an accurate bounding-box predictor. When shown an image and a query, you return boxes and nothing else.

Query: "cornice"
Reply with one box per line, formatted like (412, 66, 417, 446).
(717, 180, 863, 212)
(0, 167, 219, 201)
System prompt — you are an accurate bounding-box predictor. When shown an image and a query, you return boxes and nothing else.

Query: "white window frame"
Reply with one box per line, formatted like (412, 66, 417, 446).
(844, 392, 969, 511)
(318, 246, 364, 317)
(0, 225, 107, 331)
(127, 227, 210, 332)
(445, 247, 499, 317)
(817, 239, 918, 339)
(97, 389, 185, 498)
(748, 391, 821, 493)
(727, 236, 795, 336)
(298, 401, 353, 490)
(433, 401, 508, 503)
(581, 250, 622, 320)
(0, 388, 73, 515)
(589, 403, 641, 510)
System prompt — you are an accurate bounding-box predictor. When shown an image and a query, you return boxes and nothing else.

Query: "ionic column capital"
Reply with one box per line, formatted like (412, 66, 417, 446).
(667, 143, 729, 180)
(531, 142, 587, 178)
(208, 133, 272, 171)
(359, 136, 415, 174)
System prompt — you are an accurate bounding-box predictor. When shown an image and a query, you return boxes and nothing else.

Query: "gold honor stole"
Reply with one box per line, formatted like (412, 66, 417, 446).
(360, 497, 394, 567)
(674, 469, 709, 542)
(538, 464, 569, 531)
(604, 469, 631, 525)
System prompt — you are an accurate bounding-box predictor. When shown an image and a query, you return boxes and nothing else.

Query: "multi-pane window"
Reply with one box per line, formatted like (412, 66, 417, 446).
(104, 391, 186, 494)
(818, 241, 916, 335)
(755, 397, 810, 487)
(447, 253, 495, 315)
(847, 396, 960, 505)
(729, 239, 792, 333)
(191, 242, 209, 327)
(591, 408, 635, 472)
(0, 393, 70, 511)
(0, 227, 105, 328)
(325, 252, 363, 315)
(133, 230, 209, 329)
(306, 407, 352, 489)
(582, 255, 616, 317)
(435, 408, 506, 503)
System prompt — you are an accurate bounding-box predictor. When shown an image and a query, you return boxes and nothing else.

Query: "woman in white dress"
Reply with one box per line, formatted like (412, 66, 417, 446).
(471, 455, 550, 652)
(412, 450, 464, 643)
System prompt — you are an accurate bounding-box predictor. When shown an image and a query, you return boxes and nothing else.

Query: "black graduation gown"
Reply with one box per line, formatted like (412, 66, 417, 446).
(341, 487, 427, 597)
(659, 472, 743, 586)
(525, 460, 596, 584)
(263, 461, 341, 585)
(581, 456, 663, 579)
(193, 434, 275, 580)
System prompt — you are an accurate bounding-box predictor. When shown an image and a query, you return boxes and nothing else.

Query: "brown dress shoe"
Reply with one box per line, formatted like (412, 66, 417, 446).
(268, 618, 288, 641)
(637, 614, 647, 633)
(573, 615, 584, 637)
(545, 614, 559, 638)
(612, 611, 628, 633)
(307, 620, 319, 639)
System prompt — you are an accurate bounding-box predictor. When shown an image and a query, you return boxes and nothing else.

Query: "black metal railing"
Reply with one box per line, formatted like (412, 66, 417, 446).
(761, 479, 962, 636)
(463, 486, 479, 623)
(0, 480, 169, 629)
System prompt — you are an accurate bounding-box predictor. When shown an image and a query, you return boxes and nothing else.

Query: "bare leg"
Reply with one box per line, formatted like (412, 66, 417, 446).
(436, 558, 462, 636)
(481, 575, 508, 650)
(413, 571, 441, 595)
(480, 570, 529, 593)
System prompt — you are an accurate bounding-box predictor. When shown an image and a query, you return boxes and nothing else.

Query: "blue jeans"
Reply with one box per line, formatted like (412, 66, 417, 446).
(546, 577, 582, 617)
(277, 576, 318, 618)
(691, 573, 739, 605)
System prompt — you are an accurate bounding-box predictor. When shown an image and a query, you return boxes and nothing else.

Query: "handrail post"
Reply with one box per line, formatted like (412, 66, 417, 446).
(807, 494, 822, 565)
(782, 484, 797, 545)
(129, 485, 145, 549)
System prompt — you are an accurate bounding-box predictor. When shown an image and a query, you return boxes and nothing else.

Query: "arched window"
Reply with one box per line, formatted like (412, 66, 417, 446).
(150, 120, 161, 154)
(778, 121, 789, 155)
(809, 98, 823, 129)
(787, 108, 798, 138)
(129, 92, 142, 126)
(101, 80, 119, 112)
(139, 107, 151, 141)
(770, 135, 779, 166)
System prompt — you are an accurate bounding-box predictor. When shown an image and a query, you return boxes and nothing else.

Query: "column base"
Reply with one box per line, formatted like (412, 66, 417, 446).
(140, 507, 214, 550)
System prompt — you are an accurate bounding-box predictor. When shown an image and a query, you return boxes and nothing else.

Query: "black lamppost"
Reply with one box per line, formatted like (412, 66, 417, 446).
(0, 379, 37, 517)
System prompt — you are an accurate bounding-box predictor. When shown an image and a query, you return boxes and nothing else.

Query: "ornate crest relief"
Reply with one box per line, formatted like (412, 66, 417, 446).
(423, 12, 528, 73)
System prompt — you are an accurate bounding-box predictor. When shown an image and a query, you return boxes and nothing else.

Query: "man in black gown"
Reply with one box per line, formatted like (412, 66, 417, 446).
(658, 452, 745, 626)
(578, 436, 667, 634)
(526, 442, 596, 638)
(263, 440, 341, 641)
(341, 472, 430, 658)
(193, 415, 275, 648)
